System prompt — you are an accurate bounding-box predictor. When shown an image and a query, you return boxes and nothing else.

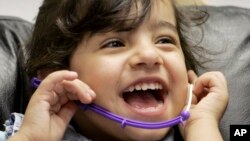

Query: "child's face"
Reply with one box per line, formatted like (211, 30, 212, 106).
(70, 0, 188, 140)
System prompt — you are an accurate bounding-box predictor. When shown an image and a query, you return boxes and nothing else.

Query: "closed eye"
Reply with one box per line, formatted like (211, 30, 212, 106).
(101, 39, 125, 48)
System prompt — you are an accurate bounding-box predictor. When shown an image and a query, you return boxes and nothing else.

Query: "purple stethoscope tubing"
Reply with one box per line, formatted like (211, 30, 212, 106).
(31, 77, 192, 129)
(78, 102, 191, 129)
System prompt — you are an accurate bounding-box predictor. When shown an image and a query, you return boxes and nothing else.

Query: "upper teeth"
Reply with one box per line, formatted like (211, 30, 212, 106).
(125, 83, 163, 92)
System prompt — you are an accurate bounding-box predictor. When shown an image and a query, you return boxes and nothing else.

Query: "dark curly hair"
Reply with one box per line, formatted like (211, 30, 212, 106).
(25, 0, 208, 78)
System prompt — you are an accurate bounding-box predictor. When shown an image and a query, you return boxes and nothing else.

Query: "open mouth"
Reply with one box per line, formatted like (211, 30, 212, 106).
(122, 82, 166, 111)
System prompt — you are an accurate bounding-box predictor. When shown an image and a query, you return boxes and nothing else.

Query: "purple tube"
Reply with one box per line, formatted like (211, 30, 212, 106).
(78, 102, 190, 129)
(31, 77, 190, 129)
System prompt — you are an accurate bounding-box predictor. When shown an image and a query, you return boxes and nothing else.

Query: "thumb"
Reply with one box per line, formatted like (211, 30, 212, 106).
(57, 101, 78, 126)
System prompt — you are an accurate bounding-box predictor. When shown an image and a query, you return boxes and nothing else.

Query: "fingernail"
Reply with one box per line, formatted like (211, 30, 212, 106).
(69, 71, 78, 76)
(88, 89, 96, 98)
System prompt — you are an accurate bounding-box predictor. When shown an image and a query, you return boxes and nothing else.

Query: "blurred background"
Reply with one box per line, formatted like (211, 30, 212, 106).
(0, 0, 250, 23)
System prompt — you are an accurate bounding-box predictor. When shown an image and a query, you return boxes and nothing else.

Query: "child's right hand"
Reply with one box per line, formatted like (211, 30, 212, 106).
(8, 70, 96, 141)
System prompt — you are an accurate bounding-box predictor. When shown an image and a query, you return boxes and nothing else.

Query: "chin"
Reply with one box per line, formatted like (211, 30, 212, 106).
(123, 127, 170, 141)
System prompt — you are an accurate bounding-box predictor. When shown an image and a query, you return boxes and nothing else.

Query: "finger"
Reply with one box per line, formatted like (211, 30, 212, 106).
(37, 70, 78, 94)
(191, 94, 198, 104)
(62, 79, 96, 104)
(26, 71, 76, 115)
(192, 72, 227, 101)
(32, 70, 78, 106)
(50, 102, 61, 114)
(187, 70, 198, 84)
(57, 101, 77, 125)
(49, 101, 77, 136)
(187, 70, 201, 102)
(50, 93, 71, 114)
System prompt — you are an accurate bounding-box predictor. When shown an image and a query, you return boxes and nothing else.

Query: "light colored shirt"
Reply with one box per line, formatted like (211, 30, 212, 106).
(0, 131, 6, 141)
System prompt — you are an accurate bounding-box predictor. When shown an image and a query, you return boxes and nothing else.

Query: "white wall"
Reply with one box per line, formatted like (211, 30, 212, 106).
(0, 0, 250, 23)
(0, 0, 43, 23)
(203, 0, 250, 9)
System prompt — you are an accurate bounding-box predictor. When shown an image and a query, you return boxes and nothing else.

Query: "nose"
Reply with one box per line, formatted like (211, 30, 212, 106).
(129, 45, 163, 70)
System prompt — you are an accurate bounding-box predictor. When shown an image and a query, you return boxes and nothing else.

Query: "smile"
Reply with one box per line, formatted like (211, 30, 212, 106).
(122, 80, 168, 116)
(77, 84, 193, 129)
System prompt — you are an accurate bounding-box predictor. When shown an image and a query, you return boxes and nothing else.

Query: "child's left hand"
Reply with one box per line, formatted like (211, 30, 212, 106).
(180, 70, 229, 141)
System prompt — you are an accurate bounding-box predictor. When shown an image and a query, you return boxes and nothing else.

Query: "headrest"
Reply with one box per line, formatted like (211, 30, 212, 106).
(0, 16, 33, 130)
(187, 6, 250, 141)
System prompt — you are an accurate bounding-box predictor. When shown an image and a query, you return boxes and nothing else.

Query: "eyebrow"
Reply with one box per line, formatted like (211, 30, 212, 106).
(153, 20, 178, 34)
(116, 20, 178, 34)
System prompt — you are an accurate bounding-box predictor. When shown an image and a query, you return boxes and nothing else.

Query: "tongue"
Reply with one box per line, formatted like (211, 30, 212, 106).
(124, 91, 159, 109)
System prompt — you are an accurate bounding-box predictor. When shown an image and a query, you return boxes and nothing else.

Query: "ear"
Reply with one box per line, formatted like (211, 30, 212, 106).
(187, 70, 198, 84)
(37, 69, 55, 80)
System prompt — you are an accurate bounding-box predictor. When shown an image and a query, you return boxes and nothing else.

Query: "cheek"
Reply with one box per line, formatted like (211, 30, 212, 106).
(71, 55, 123, 94)
(164, 54, 189, 114)
(83, 59, 125, 105)
(164, 53, 187, 82)
(87, 58, 121, 79)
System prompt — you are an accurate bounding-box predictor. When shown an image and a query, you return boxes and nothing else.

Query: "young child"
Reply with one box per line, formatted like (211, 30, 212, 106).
(3, 0, 228, 141)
